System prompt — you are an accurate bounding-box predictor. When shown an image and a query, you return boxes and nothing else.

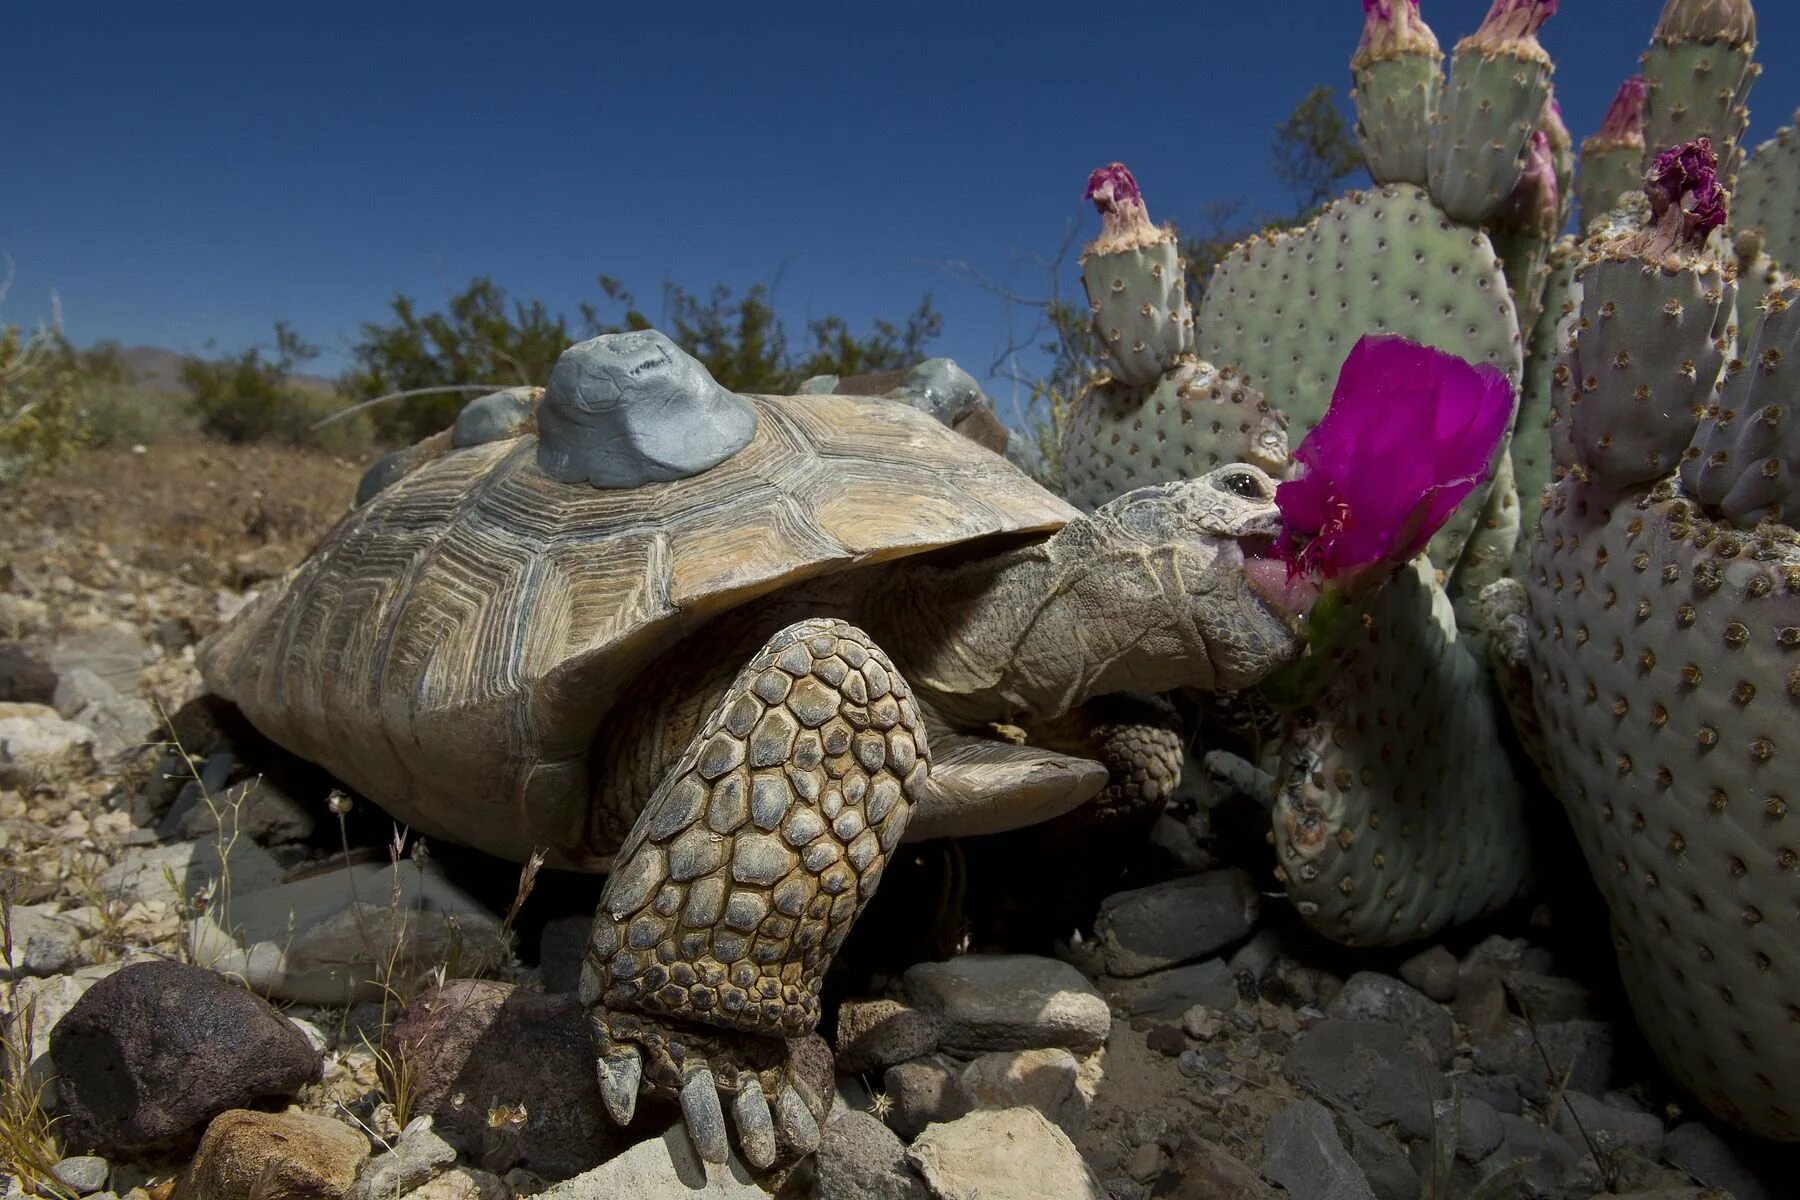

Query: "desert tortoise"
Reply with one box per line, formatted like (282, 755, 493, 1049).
(198, 329, 1306, 1167)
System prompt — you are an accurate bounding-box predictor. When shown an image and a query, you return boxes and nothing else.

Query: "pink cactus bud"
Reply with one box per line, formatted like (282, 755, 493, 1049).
(1646, 137, 1728, 244)
(1598, 76, 1648, 143)
(1653, 0, 1755, 47)
(1462, 0, 1556, 56)
(1354, 0, 1440, 65)
(1274, 335, 1512, 588)
(1085, 163, 1153, 242)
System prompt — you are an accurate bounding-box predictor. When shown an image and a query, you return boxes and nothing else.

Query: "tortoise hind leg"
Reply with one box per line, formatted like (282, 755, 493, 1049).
(578, 617, 928, 1167)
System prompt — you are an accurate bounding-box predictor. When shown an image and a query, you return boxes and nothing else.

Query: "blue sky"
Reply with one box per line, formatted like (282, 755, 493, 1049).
(11, 2, 1799, 428)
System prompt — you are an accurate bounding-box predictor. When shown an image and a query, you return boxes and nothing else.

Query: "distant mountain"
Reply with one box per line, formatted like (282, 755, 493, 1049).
(113, 344, 337, 395)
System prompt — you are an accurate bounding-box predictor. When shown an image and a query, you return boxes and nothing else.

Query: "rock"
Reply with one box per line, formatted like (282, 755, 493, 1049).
(1487, 1113, 1581, 1195)
(1102, 959, 1239, 1020)
(0, 703, 95, 786)
(1091, 870, 1259, 977)
(1338, 1115, 1419, 1200)
(64, 684, 158, 762)
(1458, 934, 1551, 982)
(1284, 1019, 1443, 1141)
(152, 618, 198, 653)
(49, 625, 149, 694)
(1144, 1024, 1185, 1056)
(1661, 1122, 1775, 1200)
(97, 837, 284, 907)
(165, 777, 315, 845)
(535, 914, 591, 994)
(0, 902, 81, 978)
(904, 955, 1110, 1053)
(390, 980, 636, 1177)
(905, 1108, 1105, 1200)
(959, 1048, 1085, 1136)
(816, 1111, 926, 1200)
(535, 1121, 762, 1198)
(4, 971, 92, 1104)
(397, 1168, 506, 1200)
(1181, 1005, 1225, 1041)
(1397, 945, 1458, 1003)
(52, 1157, 109, 1196)
(1504, 970, 1596, 1023)
(1447, 1095, 1505, 1161)
(1447, 1070, 1523, 1116)
(50, 960, 322, 1154)
(1261, 1099, 1376, 1200)
(1325, 972, 1455, 1067)
(1162, 1141, 1276, 1198)
(177, 1109, 370, 1200)
(1471, 1019, 1614, 1103)
(1452, 966, 1512, 1044)
(187, 860, 505, 1005)
(0, 643, 56, 704)
(1552, 1092, 1664, 1159)
(881, 1058, 971, 1142)
(349, 1117, 457, 1200)
(836, 998, 939, 1074)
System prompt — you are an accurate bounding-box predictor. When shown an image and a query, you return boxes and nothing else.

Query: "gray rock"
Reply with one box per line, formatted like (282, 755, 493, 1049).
(1397, 945, 1459, 1003)
(536, 913, 591, 994)
(51, 1157, 108, 1196)
(1338, 1114, 1420, 1200)
(1488, 1113, 1581, 1194)
(537, 1122, 762, 1198)
(836, 998, 939, 1074)
(50, 960, 321, 1153)
(1505, 969, 1597, 1023)
(97, 837, 283, 907)
(0, 703, 95, 786)
(49, 624, 149, 694)
(959, 1048, 1085, 1136)
(1453, 965, 1512, 1044)
(1447, 1069, 1524, 1115)
(351, 1115, 457, 1200)
(1284, 1019, 1443, 1141)
(1448, 1095, 1505, 1162)
(452, 387, 539, 448)
(905, 1108, 1105, 1200)
(0, 902, 81, 978)
(816, 1111, 927, 1200)
(66, 689, 158, 762)
(1092, 870, 1259, 978)
(53, 667, 117, 719)
(881, 1057, 971, 1142)
(165, 775, 316, 845)
(1103, 958, 1239, 1020)
(187, 859, 505, 1005)
(1552, 1091, 1664, 1159)
(1260, 1099, 1377, 1200)
(536, 331, 757, 489)
(1471, 1019, 1614, 1103)
(0, 643, 56, 705)
(1325, 971, 1455, 1066)
(904, 955, 1110, 1052)
(1181, 1004, 1226, 1041)
(1661, 1122, 1775, 1200)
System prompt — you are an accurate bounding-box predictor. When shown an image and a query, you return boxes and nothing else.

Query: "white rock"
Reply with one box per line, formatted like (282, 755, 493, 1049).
(96, 837, 284, 907)
(906, 1108, 1104, 1200)
(0, 703, 95, 787)
(959, 1048, 1087, 1137)
(904, 955, 1110, 1053)
(537, 1123, 763, 1198)
(0, 903, 82, 978)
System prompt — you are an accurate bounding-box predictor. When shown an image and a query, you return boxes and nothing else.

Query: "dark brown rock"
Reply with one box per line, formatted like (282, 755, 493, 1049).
(51, 961, 322, 1154)
(0, 643, 57, 705)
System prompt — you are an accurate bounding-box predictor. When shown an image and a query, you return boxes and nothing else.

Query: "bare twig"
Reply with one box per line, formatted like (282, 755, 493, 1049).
(309, 384, 507, 430)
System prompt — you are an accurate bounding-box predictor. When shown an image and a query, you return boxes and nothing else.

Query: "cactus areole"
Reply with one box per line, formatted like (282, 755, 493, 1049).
(1273, 335, 1513, 593)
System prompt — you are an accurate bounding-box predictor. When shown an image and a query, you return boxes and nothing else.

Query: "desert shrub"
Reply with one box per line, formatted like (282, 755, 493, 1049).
(0, 323, 85, 483)
(183, 321, 375, 456)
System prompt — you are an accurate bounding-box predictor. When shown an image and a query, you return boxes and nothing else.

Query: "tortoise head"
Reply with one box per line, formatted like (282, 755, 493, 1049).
(1067, 464, 1308, 694)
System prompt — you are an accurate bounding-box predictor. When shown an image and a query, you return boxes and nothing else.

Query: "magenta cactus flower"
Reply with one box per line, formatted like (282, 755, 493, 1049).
(1274, 335, 1512, 589)
(1646, 137, 1728, 244)
(1085, 164, 1152, 244)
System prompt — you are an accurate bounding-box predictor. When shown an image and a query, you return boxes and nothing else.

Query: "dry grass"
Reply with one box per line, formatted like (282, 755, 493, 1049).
(1, 893, 75, 1200)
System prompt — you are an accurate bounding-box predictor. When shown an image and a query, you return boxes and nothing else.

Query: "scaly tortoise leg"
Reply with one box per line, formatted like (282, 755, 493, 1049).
(578, 618, 928, 1167)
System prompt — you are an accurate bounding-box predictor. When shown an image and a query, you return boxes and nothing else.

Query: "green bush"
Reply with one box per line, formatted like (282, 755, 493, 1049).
(0, 323, 85, 483)
(182, 321, 375, 457)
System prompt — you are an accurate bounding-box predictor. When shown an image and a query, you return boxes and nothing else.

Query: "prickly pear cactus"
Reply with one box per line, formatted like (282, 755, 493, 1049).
(1427, 0, 1558, 224)
(1197, 183, 1522, 568)
(1060, 362, 1289, 513)
(1079, 164, 1194, 387)
(1683, 281, 1800, 526)
(1513, 236, 1579, 548)
(1641, 0, 1759, 186)
(1526, 139, 1800, 1141)
(1578, 77, 1649, 230)
(1350, 0, 1443, 188)
(1274, 557, 1534, 945)
(1736, 113, 1800, 270)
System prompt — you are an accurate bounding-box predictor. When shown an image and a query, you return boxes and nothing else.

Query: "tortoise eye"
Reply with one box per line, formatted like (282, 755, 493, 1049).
(1217, 470, 1264, 499)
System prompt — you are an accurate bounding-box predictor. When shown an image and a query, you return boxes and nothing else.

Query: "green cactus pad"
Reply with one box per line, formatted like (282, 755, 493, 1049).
(1449, 446, 1522, 649)
(1271, 558, 1535, 946)
(1577, 145, 1647, 233)
(1514, 237, 1580, 551)
(1427, 49, 1551, 224)
(1563, 244, 1736, 490)
(1736, 116, 1800, 272)
(1080, 236, 1195, 386)
(1527, 475, 1800, 1140)
(1684, 281, 1800, 526)
(1059, 362, 1289, 513)
(1733, 234, 1790, 347)
(1353, 54, 1441, 188)
(1197, 184, 1522, 568)
(1642, 40, 1758, 185)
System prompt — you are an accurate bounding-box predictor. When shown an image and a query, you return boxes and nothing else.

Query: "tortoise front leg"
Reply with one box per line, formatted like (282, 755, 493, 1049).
(578, 618, 928, 1168)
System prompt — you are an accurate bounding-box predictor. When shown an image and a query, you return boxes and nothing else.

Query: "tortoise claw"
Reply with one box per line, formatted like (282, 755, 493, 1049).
(773, 1081, 821, 1155)
(680, 1067, 730, 1164)
(596, 1044, 642, 1126)
(732, 1078, 778, 1170)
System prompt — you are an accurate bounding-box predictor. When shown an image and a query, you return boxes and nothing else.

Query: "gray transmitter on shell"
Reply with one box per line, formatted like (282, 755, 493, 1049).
(536, 329, 759, 488)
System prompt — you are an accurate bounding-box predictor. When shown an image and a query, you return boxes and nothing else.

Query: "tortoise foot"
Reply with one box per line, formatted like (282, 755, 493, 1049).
(589, 1007, 823, 1168)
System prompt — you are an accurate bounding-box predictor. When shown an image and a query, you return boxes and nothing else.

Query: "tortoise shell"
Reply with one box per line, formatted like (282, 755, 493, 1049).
(198, 391, 1075, 867)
